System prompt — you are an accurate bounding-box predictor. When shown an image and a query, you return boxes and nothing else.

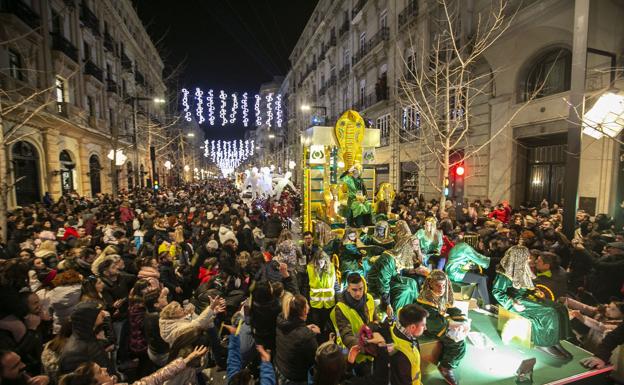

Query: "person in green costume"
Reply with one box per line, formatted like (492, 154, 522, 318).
(340, 163, 372, 227)
(336, 228, 370, 289)
(445, 242, 491, 306)
(393, 220, 431, 283)
(417, 270, 467, 385)
(361, 220, 395, 250)
(492, 245, 572, 359)
(415, 217, 444, 270)
(367, 234, 420, 314)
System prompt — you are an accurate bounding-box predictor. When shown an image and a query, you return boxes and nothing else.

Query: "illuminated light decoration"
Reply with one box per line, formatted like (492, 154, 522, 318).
(239, 139, 244, 159)
(207, 89, 215, 126)
(204, 139, 254, 177)
(250, 140, 255, 155)
(254, 94, 262, 126)
(210, 140, 216, 162)
(230, 93, 238, 124)
(203, 140, 209, 158)
(195, 88, 205, 124)
(241, 92, 249, 127)
(181, 88, 192, 122)
(219, 90, 228, 126)
(244, 140, 249, 157)
(265, 93, 274, 128)
(275, 94, 283, 128)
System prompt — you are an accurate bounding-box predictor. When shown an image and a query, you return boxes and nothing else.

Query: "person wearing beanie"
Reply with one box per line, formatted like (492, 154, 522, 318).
(58, 302, 111, 374)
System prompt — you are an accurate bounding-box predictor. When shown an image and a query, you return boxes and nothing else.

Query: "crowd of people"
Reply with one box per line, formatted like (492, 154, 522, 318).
(0, 180, 622, 385)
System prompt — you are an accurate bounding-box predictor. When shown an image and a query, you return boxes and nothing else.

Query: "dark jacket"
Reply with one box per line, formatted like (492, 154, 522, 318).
(101, 272, 136, 321)
(58, 302, 112, 374)
(534, 266, 568, 299)
(390, 326, 418, 385)
(263, 217, 283, 239)
(144, 310, 169, 355)
(237, 226, 256, 253)
(595, 322, 624, 362)
(0, 317, 42, 375)
(249, 299, 281, 351)
(275, 314, 317, 382)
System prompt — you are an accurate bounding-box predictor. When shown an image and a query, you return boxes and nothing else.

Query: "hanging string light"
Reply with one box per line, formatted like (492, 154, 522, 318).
(276, 94, 283, 128)
(203, 140, 209, 158)
(230, 93, 238, 124)
(207, 89, 215, 126)
(210, 140, 216, 162)
(254, 94, 262, 127)
(182, 88, 192, 122)
(265, 93, 273, 128)
(195, 88, 205, 124)
(242, 92, 249, 127)
(219, 91, 227, 126)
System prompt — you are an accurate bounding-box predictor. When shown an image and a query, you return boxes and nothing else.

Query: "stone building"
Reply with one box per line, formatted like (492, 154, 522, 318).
(0, 0, 166, 207)
(285, 0, 624, 217)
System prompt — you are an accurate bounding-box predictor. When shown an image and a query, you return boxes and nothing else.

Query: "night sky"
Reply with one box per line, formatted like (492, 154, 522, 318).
(133, 0, 318, 139)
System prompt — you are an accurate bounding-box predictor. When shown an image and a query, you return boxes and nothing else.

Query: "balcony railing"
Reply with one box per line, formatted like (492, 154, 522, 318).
(121, 52, 132, 72)
(352, 27, 389, 66)
(352, 0, 366, 19)
(80, 2, 100, 36)
(103, 32, 115, 52)
(56, 101, 68, 117)
(51, 33, 78, 62)
(106, 78, 117, 93)
(398, 0, 418, 28)
(354, 86, 388, 111)
(84, 60, 103, 82)
(0, 0, 40, 29)
(338, 18, 349, 37)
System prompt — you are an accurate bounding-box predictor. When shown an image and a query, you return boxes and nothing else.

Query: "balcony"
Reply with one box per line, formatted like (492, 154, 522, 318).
(56, 101, 68, 117)
(329, 73, 337, 86)
(106, 78, 117, 93)
(339, 63, 351, 79)
(103, 32, 115, 52)
(352, 27, 389, 67)
(351, 0, 366, 19)
(398, 0, 418, 28)
(121, 52, 132, 72)
(354, 86, 388, 111)
(338, 18, 349, 37)
(329, 31, 337, 47)
(80, 2, 100, 36)
(0, 0, 40, 29)
(51, 33, 78, 62)
(84, 60, 103, 82)
(319, 82, 327, 96)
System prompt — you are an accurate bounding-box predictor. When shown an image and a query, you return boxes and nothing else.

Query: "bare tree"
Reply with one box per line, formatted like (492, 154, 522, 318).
(395, 0, 549, 210)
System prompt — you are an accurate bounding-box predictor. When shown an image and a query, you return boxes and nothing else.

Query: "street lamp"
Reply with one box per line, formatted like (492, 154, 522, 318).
(187, 132, 195, 137)
(132, 95, 166, 189)
(268, 133, 276, 139)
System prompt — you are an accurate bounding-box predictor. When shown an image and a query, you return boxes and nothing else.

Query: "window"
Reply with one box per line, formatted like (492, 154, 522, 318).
(343, 49, 350, 68)
(87, 96, 95, 117)
(359, 32, 366, 52)
(109, 108, 115, 128)
(51, 10, 62, 34)
(379, 9, 388, 29)
(523, 48, 571, 101)
(342, 87, 347, 110)
(359, 79, 366, 106)
(401, 105, 420, 142)
(376, 113, 390, 146)
(83, 41, 91, 61)
(55, 76, 66, 103)
(8, 50, 24, 81)
(106, 63, 113, 81)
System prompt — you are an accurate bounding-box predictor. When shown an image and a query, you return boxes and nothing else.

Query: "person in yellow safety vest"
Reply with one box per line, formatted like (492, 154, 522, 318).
(307, 250, 337, 339)
(390, 304, 428, 385)
(329, 272, 379, 376)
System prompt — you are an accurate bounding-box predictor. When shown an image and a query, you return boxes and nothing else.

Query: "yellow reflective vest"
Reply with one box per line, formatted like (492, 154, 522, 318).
(391, 326, 422, 385)
(307, 263, 336, 309)
(329, 293, 375, 363)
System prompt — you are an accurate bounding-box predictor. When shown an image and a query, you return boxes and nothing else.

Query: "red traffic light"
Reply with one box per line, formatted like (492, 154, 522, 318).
(456, 165, 465, 176)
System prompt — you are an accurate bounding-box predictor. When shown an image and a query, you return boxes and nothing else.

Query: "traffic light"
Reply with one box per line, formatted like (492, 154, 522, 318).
(452, 162, 465, 202)
(153, 180, 159, 191)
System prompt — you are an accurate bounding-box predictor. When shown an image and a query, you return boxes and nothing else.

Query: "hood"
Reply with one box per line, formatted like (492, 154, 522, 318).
(50, 284, 82, 308)
(70, 302, 102, 339)
(276, 313, 305, 334)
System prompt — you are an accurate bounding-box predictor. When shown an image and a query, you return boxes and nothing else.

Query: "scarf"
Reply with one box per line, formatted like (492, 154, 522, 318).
(418, 270, 454, 313)
(344, 291, 367, 323)
(496, 245, 535, 289)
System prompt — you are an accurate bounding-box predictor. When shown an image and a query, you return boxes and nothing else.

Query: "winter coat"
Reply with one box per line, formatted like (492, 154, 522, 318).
(101, 273, 136, 321)
(236, 226, 256, 253)
(58, 303, 112, 374)
(129, 302, 148, 354)
(227, 334, 275, 385)
(48, 284, 82, 334)
(134, 358, 187, 385)
(120, 206, 135, 223)
(0, 315, 42, 375)
(158, 262, 179, 295)
(249, 299, 281, 351)
(275, 314, 317, 382)
(144, 311, 169, 356)
(159, 306, 216, 346)
(263, 217, 283, 239)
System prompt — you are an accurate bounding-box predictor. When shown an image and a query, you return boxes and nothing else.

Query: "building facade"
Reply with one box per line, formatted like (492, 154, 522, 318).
(0, 0, 167, 207)
(285, 0, 624, 217)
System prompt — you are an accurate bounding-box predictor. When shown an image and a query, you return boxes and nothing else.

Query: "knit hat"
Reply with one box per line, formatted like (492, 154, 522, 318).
(34, 240, 57, 258)
(220, 230, 238, 246)
(206, 240, 219, 250)
(207, 212, 214, 220)
(70, 301, 103, 336)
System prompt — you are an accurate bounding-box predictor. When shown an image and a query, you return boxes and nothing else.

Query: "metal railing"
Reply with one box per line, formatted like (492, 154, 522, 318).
(338, 18, 349, 37)
(51, 33, 78, 62)
(0, 0, 40, 29)
(106, 78, 117, 93)
(354, 86, 388, 110)
(104, 32, 115, 52)
(352, 0, 366, 19)
(121, 52, 132, 72)
(84, 60, 103, 82)
(80, 2, 100, 36)
(352, 27, 389, 66)
(398, 0, 418, 28)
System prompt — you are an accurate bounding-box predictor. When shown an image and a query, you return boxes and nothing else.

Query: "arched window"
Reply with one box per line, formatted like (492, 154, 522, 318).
(59, 150, 75, 195)
(12, 141, 40, 205)
(89, 155, 101, 195)
(522, 48, 571, 101)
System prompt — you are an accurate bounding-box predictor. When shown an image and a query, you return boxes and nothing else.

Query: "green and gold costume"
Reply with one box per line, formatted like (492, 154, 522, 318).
(445, 242, 490, 283)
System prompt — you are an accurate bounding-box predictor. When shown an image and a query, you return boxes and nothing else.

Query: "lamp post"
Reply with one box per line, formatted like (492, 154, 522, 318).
(132, 96, 165, 190)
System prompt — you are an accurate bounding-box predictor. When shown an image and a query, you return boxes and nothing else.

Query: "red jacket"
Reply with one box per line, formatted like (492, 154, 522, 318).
(198, 267, 219, 284)
(488, 206, 511, 223)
